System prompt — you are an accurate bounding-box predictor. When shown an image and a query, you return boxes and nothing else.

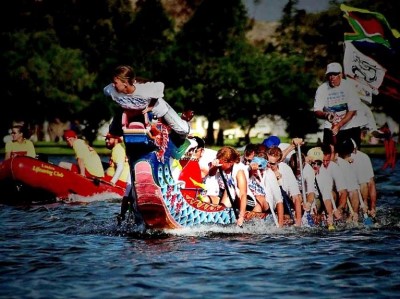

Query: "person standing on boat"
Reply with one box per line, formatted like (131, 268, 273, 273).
(59, 130, 104, 179)
(314, 62, 362, 147)
(103, 132, 131, 189)
(4, 124, 36, 160)
(104, 65, 191, 137)
(208, 146, 248, 227)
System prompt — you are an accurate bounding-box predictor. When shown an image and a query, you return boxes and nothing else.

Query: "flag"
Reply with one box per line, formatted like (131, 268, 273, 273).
(341, 4, 400, 101)
(341, 4, 400, 49)
(343, 41, 386, 92)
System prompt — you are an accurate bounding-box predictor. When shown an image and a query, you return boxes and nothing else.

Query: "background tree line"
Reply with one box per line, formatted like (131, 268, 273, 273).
(1, 0, 399, 145)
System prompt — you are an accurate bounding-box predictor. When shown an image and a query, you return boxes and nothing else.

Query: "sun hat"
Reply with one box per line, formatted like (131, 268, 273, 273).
(325, 62, 342, 74)
(262, 135, 281, 148)
(63, 130, 77, 140)
(307, 147, 323, 161)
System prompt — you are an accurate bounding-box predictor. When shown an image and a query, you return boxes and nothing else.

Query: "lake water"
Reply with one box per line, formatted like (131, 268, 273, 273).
(1, 156, 399, 299)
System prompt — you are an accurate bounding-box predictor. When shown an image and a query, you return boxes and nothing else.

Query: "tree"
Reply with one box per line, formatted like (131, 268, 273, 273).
(0, 30, 97, 134)
(164, 0, 255, 145)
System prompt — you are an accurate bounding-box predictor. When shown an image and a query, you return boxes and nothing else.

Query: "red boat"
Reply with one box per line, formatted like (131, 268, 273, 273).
(0, 156, 125, 204)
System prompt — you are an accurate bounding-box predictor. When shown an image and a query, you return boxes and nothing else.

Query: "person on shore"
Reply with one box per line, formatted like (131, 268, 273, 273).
(4, 124, 36, 160)
(104, 65, 190, 137)
(208, 146, 248, 227)
(59, 130, 104, 179)
(314, 62, 362, 147)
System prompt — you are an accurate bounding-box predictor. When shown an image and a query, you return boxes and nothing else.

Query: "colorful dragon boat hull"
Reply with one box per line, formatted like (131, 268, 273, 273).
(124, 123, 271, 230)
(0, 156, 125, 204)
(134, 159, 270, 229)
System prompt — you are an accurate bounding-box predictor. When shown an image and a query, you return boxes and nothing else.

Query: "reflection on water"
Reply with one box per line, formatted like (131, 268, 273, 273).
(0, 157, 399, 298)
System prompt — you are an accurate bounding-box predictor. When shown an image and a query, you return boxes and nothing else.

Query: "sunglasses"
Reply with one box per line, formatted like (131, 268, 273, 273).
(243, 158, 252, 164)
(267, 161, 278, 166)
(311, 161, 323, 166)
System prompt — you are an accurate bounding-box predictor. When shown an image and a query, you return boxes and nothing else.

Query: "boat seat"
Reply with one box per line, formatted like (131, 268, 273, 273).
(123, 122, 153, 144)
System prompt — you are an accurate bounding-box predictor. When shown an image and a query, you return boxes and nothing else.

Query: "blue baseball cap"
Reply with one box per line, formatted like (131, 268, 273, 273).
(262, 136, 281, 148)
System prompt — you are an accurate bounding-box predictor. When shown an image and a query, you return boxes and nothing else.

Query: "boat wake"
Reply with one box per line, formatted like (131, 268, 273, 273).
(62, 192, 123, 204)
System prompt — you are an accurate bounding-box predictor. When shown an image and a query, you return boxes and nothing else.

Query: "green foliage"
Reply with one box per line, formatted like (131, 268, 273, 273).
(1, 0, 398, 144)
(2, 29, 96, 124)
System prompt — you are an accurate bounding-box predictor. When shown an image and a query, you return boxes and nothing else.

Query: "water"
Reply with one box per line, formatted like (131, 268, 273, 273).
(1, 157, 400, 299)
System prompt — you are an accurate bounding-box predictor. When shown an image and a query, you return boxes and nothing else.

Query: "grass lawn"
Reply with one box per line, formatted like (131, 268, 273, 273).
(0, 138, 396, 157)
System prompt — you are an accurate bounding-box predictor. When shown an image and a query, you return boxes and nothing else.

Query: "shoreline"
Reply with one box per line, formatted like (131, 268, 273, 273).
(0, 142, 398, 158)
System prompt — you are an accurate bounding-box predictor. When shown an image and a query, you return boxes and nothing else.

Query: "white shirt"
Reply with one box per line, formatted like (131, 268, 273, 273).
(314, 79, 361, 130)
(351, 150, 374, 184)
(323, 161, 347, 192)
(336, 157, 359, 191)
(275, 162, 301, 197)
(315, 166, 333, 201)
(216, 162, 248, 200)
(199, 148, 217, 173)
(262, 169, 283, 207)
(104, 82, 164, 110)
(301, 163, 316, 195)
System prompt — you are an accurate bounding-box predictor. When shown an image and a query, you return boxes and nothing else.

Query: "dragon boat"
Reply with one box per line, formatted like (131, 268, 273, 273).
(123, 121, 272, 230)
(0, 156, 125, 204)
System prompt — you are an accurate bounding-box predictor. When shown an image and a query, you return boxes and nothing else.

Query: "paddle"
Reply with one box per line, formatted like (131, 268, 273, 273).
(92, 177, 125, 191)
(297, 144, 307, 205)
(297, 144, 314, 227)
(346, 197, 357, 222)
(357, 189, 373, 226)
(218, 167, 240, 221)
(280, 186, 295, 224)
(314, 176, 332, 229)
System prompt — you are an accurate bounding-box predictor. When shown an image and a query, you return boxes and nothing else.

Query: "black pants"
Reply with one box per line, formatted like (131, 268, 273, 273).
(323, 127, 361, 148)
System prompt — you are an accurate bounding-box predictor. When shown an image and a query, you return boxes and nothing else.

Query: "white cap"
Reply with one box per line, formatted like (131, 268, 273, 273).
(186, 138, 198, 152)
(325, 62, 342, 74)
(307, 147, 323, 161)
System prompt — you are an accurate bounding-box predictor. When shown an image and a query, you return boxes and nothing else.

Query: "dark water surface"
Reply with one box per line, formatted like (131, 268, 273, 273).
(1, 157, 400, 299)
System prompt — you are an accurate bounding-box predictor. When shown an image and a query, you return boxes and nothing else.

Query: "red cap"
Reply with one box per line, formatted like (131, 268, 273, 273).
(63, 130, 77, 140)
(105, 133, 122, 141)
